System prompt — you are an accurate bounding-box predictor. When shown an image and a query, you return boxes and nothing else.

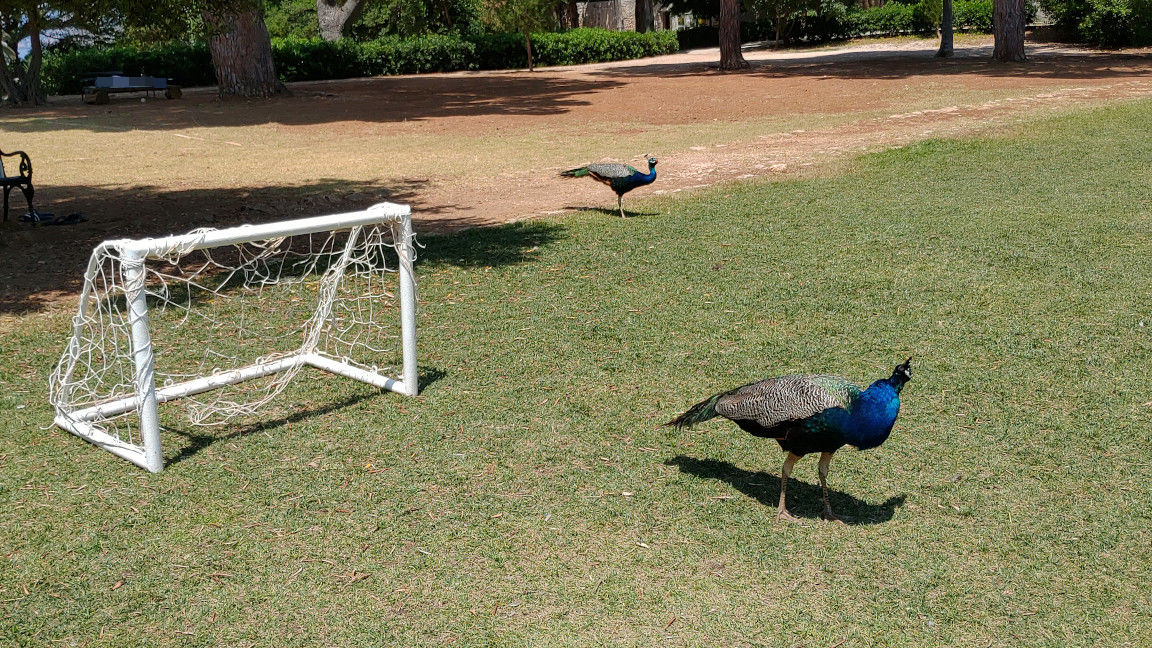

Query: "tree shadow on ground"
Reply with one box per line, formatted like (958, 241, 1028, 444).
(596, 48, 1152, 82)
(666, 455, 906, 525)
(165, 365, 446, 466)
(1, 75, 630, 133)
(4, 46, 1145, 134)
(1, 177, 559, 316)
(414, 219, 566, 269)
(1, 175, 566, 315)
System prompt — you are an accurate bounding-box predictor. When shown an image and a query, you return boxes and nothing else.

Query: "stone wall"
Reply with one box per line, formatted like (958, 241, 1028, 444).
(577, 0, 637, 31)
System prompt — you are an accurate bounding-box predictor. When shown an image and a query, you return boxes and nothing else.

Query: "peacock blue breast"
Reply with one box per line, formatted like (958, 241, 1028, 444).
(610, 168, 656, 194)
(841, 380, 901, 450)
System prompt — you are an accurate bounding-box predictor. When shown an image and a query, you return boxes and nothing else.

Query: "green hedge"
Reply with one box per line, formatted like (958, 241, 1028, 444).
(847, 0, 998, 35)
(675, 0, 993, 48)
(953, 0, 995, 30)
(532, 28, 679, 65)
(273, 33, 477, 79)
(42, 29, 679, 95)
(1043, 0, 1152, 46)
(41, 43, 215, 95)
(848, 3, 924, 34)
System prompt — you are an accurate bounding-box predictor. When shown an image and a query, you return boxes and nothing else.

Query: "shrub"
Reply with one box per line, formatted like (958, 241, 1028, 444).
(369, 34, 477, 74)
(40, 42, 215, 95)
(467, 28, 676, 69)
(674, 22, 776, 49)
(272, 37, 363, 80)
(1040, 0, 1152, 45)
(953, 0, 995, 30)
(675, 0, 994, 48)
(531, 28, 678, 65)
(469, 32, 529, 69)
(847, 3, 925, 35)
(43, 29, 679, 95)
(915, 0, 944, 29)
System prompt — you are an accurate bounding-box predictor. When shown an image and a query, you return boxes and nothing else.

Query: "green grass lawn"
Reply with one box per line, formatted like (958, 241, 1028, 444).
(3, 98, 1152, 647)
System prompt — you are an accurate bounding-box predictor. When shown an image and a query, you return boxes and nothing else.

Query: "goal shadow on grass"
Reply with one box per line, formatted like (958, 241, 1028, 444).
(163, 366, 446, 466)
(666, 455, 906, 525)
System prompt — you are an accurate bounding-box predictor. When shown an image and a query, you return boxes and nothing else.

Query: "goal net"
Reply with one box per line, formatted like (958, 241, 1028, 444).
(49, 202, 418, 472)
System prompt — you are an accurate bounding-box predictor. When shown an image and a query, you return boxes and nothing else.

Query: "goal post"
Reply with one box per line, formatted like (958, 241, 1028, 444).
(49, 202, 418, 473)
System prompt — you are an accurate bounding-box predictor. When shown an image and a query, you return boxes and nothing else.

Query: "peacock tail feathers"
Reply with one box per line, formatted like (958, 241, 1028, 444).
(560, 166, 592, 178)
(666, 390, 730, 430)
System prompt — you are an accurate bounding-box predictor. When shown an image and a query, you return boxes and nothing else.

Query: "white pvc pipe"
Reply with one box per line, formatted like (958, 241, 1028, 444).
(109, 202, 412, 258)
(54, 415, 153, 471)
(123, 251, 165, 473)
(302, 353, 408, 394)
(395, 212, 419, 396)
(68, 355, 308, 422)
(54, 202, 418, 473)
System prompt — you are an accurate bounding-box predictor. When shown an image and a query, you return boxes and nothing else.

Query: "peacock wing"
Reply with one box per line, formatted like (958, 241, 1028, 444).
(714, 374, 860, 428)
(584, 163, 633, 179)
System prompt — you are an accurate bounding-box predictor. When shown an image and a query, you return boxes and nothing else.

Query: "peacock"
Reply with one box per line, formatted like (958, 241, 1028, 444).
(560, 157, 658, 218)
(668, 358, 913, 523)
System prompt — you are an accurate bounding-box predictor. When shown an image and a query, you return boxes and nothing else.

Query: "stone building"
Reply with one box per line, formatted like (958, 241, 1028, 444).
(576, 0, 679, 31)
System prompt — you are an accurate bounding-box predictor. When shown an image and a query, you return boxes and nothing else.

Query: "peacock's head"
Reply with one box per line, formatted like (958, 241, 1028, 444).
(890, 357, 913, 386)
(648, 157, 658, 168)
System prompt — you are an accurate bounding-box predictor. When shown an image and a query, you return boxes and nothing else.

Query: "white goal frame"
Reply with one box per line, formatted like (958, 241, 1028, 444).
(50, 202, 418, 473)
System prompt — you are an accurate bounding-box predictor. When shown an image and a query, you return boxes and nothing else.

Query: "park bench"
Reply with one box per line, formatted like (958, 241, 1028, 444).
(0, 149, 34, 221)
(82, 75, 182, 104)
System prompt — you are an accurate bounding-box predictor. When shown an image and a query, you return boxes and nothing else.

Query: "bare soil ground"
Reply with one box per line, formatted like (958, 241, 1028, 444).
(1, 35, 1150, 316)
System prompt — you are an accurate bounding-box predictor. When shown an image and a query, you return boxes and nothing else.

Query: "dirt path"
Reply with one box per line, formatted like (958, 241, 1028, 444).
(1, 36, 1151, 315)
(413, 38, 1152, 228)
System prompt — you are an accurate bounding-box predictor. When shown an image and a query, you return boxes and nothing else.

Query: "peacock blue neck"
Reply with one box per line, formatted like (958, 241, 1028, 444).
(842, 379, 901, 450)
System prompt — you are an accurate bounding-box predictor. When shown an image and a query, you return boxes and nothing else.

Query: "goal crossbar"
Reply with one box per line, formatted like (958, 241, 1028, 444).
(50, 202, 418, 473)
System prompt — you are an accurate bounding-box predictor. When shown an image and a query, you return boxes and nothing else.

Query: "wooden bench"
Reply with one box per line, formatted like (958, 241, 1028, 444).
(82, 75, 182, 104)
(0, 149, 34, 221)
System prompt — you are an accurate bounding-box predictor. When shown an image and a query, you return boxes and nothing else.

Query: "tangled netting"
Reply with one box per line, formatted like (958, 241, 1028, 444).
(49, 221, 414, 451)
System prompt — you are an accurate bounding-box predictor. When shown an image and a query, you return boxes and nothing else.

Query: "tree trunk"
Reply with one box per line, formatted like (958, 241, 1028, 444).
(937, 0, 954, 57)
(0, 6, 46, 105)
(992, 0, 1027, 62)
(24, 8, 43, 105)
(718, 0, 748, 70)
(524, 30, 534, 71)
(0, 28, 24, 105)
(634, 0, 654, 33)
(316, 0, 366, 41)
(203, 6, 287, 99)
(566, 0, 579, 28)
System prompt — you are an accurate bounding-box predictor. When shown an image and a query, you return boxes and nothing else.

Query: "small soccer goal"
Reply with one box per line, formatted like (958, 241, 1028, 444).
(49, 202, 418, 473)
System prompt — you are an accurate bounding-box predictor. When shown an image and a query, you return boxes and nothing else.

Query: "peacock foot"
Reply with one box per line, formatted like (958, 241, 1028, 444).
(821, 509, 850, 525)
(776, 508, 802, 523)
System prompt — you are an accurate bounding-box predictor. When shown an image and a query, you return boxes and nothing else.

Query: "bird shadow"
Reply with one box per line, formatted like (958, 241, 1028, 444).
(566, 205, 660, 218)
(665, 455, 906, 525)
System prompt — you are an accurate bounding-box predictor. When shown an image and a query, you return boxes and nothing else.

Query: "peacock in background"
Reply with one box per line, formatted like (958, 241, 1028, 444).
(560, 157, 658, 218)
(668, 358, 913, 523)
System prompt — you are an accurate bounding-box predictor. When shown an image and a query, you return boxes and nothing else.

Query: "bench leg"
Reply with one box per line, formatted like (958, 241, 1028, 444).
(3, 186, 9, 222)
(20, 183, 33, 215)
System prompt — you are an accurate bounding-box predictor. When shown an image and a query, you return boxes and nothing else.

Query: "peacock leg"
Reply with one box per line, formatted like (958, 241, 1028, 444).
(777, 452, 802, 522)
(618, 195, 625, 218)
(818, 452, 848, 524)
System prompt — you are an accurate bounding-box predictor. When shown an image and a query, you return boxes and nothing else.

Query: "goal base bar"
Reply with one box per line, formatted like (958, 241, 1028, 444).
(54, 414, 155, 472)
(54, 352, 411, 472)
